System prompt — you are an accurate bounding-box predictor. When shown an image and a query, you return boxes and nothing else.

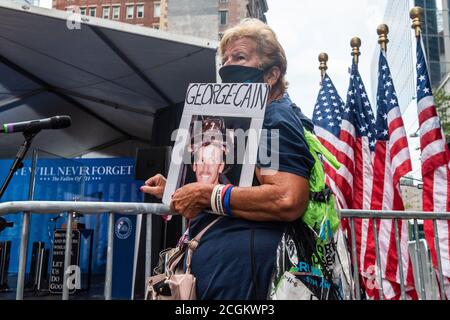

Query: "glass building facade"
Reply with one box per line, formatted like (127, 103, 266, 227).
(375, 0, 450, 112)
(372, 0, 416, 114)
(416, 0, 450, 88)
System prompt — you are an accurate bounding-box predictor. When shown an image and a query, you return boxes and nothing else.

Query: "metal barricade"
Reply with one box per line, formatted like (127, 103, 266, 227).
(340, 209, 450, 300)
(1, 202, 449, 300)
(0, 201, 171, 300)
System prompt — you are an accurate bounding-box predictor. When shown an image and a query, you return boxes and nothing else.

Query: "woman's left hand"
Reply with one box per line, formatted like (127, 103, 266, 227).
(170, 183, 214, 219)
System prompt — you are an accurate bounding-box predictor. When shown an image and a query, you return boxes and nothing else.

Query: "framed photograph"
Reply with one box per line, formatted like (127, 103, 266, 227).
(163, 83, 269, 205)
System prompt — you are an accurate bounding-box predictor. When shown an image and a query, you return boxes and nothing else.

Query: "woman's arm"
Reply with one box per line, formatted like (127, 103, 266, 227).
(169, 168, 309, 222)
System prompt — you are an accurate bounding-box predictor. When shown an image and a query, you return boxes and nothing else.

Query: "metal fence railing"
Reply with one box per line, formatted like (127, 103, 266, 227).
(1, 202, 449, 300)
(0, 201, 170, 300)
(340, 209, 450, 300)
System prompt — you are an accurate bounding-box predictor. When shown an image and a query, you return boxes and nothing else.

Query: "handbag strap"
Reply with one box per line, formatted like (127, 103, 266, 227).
(185, 217, 222, 272)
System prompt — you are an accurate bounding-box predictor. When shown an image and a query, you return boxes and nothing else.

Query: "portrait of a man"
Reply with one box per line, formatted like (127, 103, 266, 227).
(186, 116, 232, 186)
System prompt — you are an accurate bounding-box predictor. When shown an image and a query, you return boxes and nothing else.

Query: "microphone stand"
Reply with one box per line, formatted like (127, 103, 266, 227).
(0, 129, 40, 200)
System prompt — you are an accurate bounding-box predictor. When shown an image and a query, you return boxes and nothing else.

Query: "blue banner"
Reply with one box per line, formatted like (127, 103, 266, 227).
(0, 157, 144, 286)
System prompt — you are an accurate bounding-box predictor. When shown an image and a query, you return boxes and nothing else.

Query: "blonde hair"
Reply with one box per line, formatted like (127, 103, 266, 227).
(219, 18, 288, 93)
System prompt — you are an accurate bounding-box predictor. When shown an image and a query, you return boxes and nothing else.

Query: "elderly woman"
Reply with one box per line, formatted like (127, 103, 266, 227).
(141, 18, 315, 300)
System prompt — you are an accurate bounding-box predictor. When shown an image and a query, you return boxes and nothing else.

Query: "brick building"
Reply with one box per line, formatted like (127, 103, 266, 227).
(167, 0, 268, 40)
(53, 0, 166, 29)
(53, 0, 268, 40)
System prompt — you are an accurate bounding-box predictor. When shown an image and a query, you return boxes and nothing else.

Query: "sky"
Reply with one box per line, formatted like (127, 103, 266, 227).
(266, 0, 388, 118)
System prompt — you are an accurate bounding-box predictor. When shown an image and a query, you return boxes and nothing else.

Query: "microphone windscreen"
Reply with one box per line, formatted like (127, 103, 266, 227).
(51, 115, 72, 129)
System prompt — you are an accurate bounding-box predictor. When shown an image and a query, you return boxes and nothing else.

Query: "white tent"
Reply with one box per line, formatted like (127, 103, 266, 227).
(0, 1, 218, 159)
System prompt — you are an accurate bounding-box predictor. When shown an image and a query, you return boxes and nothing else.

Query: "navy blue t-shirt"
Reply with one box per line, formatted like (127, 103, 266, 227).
(187, 93, 314, 300)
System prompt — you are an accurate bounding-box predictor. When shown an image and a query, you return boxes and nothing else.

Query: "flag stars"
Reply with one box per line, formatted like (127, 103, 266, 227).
(423, 87, 430, 94)
(419, 75, 426, 82)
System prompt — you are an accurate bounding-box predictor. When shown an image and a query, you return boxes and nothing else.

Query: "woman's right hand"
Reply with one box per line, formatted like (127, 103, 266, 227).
(140, 174, 166, 199)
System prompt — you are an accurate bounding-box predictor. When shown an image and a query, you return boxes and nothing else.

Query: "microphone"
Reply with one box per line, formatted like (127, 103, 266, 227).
(1, 115, 72, 134)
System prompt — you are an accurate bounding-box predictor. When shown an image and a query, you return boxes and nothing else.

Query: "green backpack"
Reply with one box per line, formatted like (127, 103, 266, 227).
(302, 129, 341, 241)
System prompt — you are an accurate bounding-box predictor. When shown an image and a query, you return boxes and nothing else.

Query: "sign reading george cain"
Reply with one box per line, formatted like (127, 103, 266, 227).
(163, 83, 269, 205)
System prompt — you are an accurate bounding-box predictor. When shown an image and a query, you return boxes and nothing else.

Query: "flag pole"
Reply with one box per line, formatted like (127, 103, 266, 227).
(377, 24, 389, 53)
(410, 6, 423, 38)
(351, 37, 361, 65)
(318, 52, 328, 82)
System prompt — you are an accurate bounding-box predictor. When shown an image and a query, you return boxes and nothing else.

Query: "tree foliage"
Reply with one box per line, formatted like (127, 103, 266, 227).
(433, 88, 450, 141)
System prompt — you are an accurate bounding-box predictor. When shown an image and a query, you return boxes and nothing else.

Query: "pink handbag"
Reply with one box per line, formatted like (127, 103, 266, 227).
(145, 217, 221, 300)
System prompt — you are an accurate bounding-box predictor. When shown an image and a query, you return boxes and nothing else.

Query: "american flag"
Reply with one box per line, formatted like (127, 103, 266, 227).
(415, 36, 450, 298)
(363, 50, 417, 300)
(314, 63, 377, 297)
(339, 63, 378, 298)
(312, 74, 348, 208)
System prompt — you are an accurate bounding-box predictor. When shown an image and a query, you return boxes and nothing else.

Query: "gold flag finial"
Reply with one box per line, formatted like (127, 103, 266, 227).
(377, 24, 389, 52)
(318, 52, 328, 81)
(410, 6, 423, 38)
(350, 37, 361, 65)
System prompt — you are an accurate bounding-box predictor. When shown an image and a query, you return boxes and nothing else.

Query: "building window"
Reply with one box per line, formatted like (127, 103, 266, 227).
(126, 5, 134, 19)
(102, 7, 110, 19)
(80, 7, 86, 15)
(137, 4, 144, 18)
(219, 10, 228, 26)
(89, 7, 96, 17)
(112, 6, 120, 19)
(154, 2, 160, 17)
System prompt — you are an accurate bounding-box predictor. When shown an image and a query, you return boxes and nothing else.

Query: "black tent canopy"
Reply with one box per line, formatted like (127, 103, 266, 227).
(0, 1, 218, 158)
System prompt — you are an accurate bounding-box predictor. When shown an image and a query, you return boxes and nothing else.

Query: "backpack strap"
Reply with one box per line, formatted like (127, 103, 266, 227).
(185, 217, 222, 273)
